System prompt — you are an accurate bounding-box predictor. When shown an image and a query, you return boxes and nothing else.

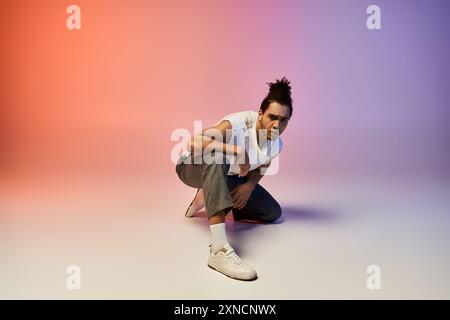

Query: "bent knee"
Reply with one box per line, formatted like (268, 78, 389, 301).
(204, 153, 230, 172)
(262, 203, 282, 223)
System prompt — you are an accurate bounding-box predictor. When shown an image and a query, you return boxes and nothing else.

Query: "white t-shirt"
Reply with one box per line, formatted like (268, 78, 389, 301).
(215, 110, 283, 176)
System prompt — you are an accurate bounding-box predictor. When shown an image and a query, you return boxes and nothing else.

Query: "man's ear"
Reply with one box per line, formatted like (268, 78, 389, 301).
(258, 109, 263, 120)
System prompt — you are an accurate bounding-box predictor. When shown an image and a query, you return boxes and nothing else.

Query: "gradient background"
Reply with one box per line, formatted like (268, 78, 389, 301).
(1, 0, 449, 299)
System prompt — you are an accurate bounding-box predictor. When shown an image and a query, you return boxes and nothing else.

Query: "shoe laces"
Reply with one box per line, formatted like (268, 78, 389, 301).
(224, 248, 244, 265)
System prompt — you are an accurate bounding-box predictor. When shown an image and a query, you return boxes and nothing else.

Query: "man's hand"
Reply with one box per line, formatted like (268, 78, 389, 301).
(237, 148, 250, 177)
(230, 182, 255, 210)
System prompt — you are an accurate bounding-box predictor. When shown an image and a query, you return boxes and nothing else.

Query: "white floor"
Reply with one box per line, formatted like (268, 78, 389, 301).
(1, 176, 449, 299)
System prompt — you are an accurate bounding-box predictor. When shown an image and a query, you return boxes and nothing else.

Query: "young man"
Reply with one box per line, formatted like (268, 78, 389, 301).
(175, 77, 293, 281)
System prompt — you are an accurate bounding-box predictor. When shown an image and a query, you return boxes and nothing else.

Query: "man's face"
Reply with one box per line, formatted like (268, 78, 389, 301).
(259, 102, 290, 140)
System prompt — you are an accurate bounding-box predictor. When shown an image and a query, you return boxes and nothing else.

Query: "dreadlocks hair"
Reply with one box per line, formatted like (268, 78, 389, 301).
(260, 77, 293, 119)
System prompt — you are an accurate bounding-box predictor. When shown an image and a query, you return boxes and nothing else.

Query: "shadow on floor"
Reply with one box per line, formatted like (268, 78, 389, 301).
(187, 205, 340, 254)
(189, 205, 340, 230)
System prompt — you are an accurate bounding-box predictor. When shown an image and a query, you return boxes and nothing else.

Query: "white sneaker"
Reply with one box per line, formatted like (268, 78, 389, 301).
(207, 243, 258, 281)
(184, 188, 204, 217)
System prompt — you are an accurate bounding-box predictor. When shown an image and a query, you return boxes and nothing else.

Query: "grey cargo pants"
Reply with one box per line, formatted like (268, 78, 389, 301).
(175, 151, 282, 222)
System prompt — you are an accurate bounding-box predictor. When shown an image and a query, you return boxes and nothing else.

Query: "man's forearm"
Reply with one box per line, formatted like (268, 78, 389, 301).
(189, 135, 241, 156)
(246, 168, 264, 188)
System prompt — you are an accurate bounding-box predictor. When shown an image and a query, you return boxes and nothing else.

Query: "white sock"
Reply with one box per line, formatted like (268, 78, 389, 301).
(209, 223, 228, 254)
